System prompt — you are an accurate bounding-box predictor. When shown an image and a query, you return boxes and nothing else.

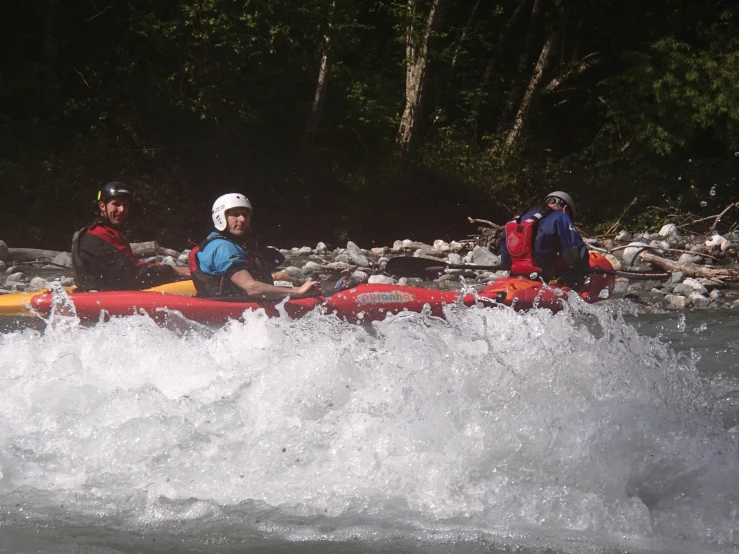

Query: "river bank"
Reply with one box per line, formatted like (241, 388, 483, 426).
(1, 223, 738, 313)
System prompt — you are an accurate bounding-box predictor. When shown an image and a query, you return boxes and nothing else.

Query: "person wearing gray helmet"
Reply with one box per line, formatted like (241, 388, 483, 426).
(499, 191, 590, 285)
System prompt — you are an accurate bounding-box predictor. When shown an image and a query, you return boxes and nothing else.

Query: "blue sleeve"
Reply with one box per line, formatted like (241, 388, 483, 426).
(198, 240, 249, 275)
(553, 214, 589, 268)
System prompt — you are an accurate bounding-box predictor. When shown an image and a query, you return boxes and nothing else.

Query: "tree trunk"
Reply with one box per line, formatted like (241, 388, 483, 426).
(495, 22, 559, 154)
(397, 0, 446, 158)
(472, 0, 533, 112)
(447, 0, 482, 81)
(300, 3, 335, 156)
(640, 252, 739, 282)
(495, 0, 543, 131)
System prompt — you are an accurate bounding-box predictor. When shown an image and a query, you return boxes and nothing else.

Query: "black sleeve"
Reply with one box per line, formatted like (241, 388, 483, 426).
(75, 233, 175, 290)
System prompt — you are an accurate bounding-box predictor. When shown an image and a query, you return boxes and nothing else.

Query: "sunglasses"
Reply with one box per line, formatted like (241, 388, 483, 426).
(546, 197, 567, 208)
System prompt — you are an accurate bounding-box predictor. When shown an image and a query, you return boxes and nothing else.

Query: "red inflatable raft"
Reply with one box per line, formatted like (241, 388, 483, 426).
(30, 254, 615, 324)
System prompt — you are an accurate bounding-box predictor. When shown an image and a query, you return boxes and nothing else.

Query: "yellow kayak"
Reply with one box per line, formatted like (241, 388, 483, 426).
(0, 280, 197, 317)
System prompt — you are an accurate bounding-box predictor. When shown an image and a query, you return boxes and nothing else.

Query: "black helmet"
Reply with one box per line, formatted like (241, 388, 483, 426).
(98, 182, 133, 203)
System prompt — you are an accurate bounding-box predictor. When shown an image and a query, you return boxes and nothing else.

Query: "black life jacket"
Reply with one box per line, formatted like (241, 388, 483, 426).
(505, 207, 552, 275)
(188, 233, 278, 297)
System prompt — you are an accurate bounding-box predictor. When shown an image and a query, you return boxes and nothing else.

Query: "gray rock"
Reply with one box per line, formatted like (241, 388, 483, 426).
(471, 245, 500, 266)
(732, 299, 739, 309)
(613, 278, 629, 294)
(301, 261, 322, 275)
(160, 256, 177, 267)
(0, 240, 8, 262)
(282, 266, 304, 279)
(178, 254, 189, 264)
(61, 277, 75, 287)
(621, 243, 649, 266)
(436, 274, 458, 282)
(346, 241, 370, 267)
(447, 253, 463, 265)
(690, 244, 708, 254)
(682, 278, 709, 295)
(297, 246, 312, 255)
(413, 249, 427, 257)
(627, 282, 648, 294)
(678, 253, 702, 264)
(6, 265, 19, 274)
(615, 230, 632, 241)
(316, 242, 328, 253)
(669, 271, 686, 284)
(449, 241, 465, 252)
(351, 270, 369, 284)
(658, 223, 683, 245)
(393, 240, 403, 250)
(689, 292, 711, 308)
(28, 277, 48, 291)
(667, 295, 691, 309)
(368, 274, 397, 285)
(335, 253, 352, 264)
(130, 241, 158, 257)
(709, 289, 724, 300)
(463, 251, 474, 263)
(158, 247, 180, 258)
(6, 272, 26, 284)
(0, 261, 6, 273)
(673, 283, 697, 295)
(696, 278, 725, 290)
(433, 240, 451, 252)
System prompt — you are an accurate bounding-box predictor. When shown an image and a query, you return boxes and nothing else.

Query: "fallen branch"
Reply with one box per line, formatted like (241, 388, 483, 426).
(608, 244, 722, 262)
(639, 252, 739, 282)
(467, 217, 501, 229)
(605, 196, 638, 235)
(685, 202, 739, 230)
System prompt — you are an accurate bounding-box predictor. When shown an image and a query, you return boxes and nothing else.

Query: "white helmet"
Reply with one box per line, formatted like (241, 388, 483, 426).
(212, 193, 253, 231)
(545, 190, 577, 220)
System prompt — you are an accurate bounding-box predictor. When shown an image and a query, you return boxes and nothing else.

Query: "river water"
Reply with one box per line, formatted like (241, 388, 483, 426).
(0, 296, 737, 553)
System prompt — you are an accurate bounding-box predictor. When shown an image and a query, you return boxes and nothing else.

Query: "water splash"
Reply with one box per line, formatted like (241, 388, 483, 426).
(0, 303, 736, 552)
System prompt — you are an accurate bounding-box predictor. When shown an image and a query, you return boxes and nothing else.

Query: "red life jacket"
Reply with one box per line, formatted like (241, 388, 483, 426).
(505, 209, 550, 275)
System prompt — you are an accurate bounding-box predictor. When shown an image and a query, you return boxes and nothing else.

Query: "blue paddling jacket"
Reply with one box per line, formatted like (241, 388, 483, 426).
(500, 207, 590, 275)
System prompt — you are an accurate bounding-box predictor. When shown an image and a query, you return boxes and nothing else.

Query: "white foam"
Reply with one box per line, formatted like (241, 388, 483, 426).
(0, 301, 736, 551)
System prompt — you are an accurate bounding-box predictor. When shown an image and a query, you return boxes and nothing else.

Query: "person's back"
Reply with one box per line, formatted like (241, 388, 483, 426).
(500, 191, 589, 285)
(72, 182, 190, 291)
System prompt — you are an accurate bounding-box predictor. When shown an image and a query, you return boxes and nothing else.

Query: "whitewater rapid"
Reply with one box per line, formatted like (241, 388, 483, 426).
(0, 298, 737, 553)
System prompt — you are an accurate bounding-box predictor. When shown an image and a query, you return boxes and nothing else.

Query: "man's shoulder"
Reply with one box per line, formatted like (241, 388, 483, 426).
(200, 233, 245, 255)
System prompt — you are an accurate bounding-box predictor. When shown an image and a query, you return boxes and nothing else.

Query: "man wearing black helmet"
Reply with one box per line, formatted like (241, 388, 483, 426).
(499, 191, 590, 286)
(71, 182, 190, 291)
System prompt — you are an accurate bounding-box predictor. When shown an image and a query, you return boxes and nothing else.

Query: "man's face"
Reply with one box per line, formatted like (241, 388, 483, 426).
(226, 207, 252, 237)
(100, 197, 130, 226)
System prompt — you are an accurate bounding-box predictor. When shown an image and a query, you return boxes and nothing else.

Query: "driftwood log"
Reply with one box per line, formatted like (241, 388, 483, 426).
(640, 252, 739, 282)
(7, 248, 63, 262)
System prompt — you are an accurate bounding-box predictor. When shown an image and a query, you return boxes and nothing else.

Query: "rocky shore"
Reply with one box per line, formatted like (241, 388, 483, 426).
(1, 223, 738, 313)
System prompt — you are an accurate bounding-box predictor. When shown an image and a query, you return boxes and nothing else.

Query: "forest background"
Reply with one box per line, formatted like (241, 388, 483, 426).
(1, 0, 737, 250)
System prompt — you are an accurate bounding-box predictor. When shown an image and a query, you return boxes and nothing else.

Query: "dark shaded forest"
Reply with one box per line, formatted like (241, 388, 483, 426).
(1, 0, 737, 250)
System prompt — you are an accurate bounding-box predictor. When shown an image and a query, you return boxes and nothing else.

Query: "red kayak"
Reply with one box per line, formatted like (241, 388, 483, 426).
(31, 254, 615, 324)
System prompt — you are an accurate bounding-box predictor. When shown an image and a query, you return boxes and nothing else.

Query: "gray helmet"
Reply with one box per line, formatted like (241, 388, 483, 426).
(545, 190, 576, 220)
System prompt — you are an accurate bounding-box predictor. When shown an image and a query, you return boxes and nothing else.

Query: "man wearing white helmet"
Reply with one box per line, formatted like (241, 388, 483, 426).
(499, 191, 590, 285)
(189, 193, 321, 299)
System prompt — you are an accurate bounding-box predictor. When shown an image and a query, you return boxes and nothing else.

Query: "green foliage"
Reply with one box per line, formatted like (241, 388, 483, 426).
(0, 0, 736, 248)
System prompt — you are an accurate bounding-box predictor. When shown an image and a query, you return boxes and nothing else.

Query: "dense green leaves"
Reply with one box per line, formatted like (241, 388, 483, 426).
(0, 0, 736, 248)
